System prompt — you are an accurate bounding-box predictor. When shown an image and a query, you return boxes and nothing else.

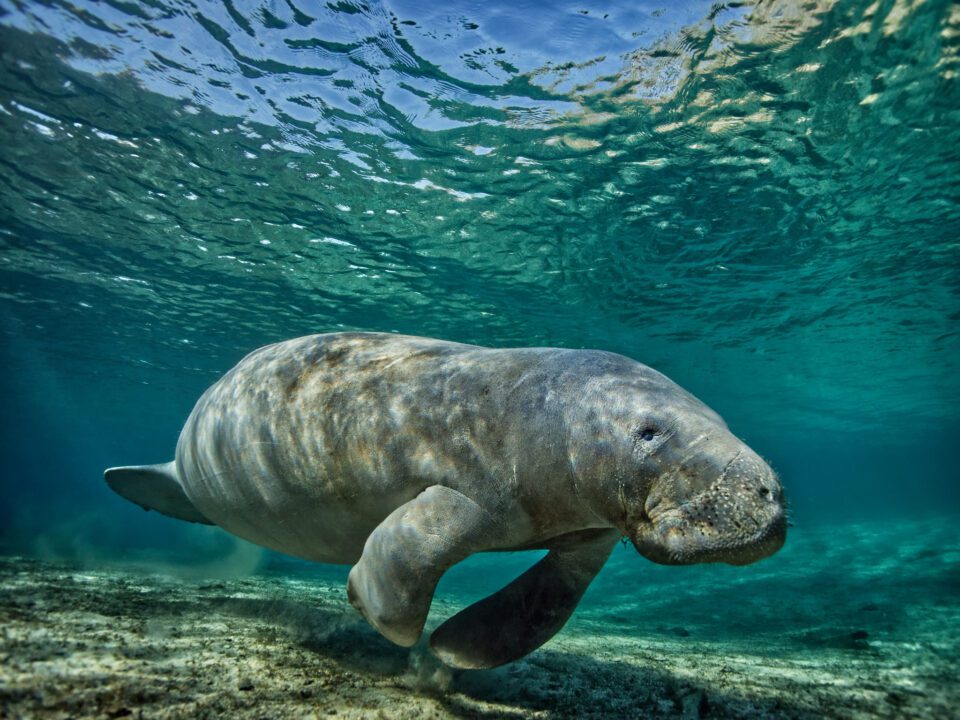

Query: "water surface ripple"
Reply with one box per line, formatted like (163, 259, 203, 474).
(0, 0, 958, 435)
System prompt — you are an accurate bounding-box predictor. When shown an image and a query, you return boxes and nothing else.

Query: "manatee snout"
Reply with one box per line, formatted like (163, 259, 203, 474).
(632, 447, 787, 566)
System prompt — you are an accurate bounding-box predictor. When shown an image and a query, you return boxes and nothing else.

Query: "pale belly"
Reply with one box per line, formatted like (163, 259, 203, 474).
(176, 438, 424, 564)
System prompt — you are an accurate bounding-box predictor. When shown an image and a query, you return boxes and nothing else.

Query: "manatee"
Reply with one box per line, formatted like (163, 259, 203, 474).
(106, 332, 787, 668)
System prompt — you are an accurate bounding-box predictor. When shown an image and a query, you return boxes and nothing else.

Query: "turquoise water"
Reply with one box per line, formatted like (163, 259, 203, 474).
(0, 1, 958, 716)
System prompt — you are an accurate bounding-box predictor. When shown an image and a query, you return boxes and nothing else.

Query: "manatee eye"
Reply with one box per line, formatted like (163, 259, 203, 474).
(632, 423, 663, 447)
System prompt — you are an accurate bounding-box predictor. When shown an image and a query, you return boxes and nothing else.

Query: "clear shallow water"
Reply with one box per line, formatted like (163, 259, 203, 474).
(0, 1, 958, 713)
(2, 0, 957, 540)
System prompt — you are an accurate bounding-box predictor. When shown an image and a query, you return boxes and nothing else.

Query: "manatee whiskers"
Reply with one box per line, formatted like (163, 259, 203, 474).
(105, 331, 787, 669)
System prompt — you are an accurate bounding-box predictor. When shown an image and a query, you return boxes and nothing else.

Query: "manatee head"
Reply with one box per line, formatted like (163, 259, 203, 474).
(566, 355, 786, 567)
(621, 378, 787, 566)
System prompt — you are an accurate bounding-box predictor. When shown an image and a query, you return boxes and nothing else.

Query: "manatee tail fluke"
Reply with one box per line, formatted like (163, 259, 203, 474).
(104, 461, 212, 525)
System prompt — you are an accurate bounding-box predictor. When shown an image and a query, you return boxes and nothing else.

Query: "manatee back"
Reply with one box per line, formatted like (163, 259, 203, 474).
(172, 333, 498, 559)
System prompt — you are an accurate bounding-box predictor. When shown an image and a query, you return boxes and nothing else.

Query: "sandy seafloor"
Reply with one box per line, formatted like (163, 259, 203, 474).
(1, 517, 957, 720)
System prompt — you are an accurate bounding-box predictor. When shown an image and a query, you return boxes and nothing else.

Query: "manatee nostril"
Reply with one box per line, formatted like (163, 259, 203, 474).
(758, 486, 770, 497)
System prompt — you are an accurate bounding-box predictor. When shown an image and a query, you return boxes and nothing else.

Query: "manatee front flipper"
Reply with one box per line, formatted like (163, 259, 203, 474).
(347, 485, 498, 647)
(430, 528, 620, 669)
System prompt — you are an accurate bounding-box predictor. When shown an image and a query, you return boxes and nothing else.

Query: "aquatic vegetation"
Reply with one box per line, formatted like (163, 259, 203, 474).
(1, 518, 957, 718)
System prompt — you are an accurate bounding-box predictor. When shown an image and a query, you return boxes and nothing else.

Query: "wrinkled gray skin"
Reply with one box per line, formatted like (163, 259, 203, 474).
(113, 332, 787, 669)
